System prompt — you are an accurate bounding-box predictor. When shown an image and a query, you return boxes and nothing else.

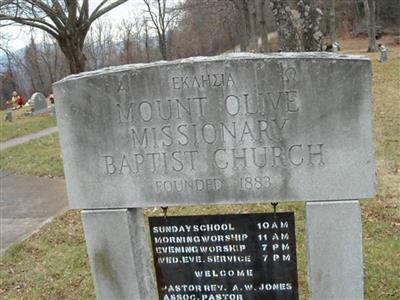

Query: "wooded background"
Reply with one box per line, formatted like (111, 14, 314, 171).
(0, 0, 399, 104)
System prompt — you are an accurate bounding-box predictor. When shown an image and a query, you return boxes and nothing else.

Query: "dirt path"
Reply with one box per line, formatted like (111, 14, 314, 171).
(0, 126, 58, 151)
(0, 172, 68, 253)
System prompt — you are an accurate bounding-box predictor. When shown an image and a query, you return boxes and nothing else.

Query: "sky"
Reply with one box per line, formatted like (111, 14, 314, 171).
(1, 0, 148, 50)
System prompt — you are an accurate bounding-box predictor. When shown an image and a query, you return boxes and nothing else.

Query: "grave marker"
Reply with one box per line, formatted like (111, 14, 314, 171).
(54, 53, 375, 300)
(4, 109, 12, 122)
(30, 92, 48, 115)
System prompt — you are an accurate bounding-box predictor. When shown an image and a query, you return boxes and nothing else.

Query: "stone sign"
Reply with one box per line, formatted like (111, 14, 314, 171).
(55, 53, 376, 300)
(30, 92, 48, 115)
(149, 213, 298, 300)
(54, 53, 375, 209)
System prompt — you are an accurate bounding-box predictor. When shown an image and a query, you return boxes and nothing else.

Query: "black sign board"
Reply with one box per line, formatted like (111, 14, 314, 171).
(149, 212, 298, 300)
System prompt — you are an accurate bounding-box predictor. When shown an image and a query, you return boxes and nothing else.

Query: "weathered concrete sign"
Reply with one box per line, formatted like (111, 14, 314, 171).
(54, 53, 375, 209)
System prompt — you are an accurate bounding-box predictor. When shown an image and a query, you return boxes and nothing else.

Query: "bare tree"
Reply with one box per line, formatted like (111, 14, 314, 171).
(0, 33, 18, 103)
(2, 31, 72, 98)
(0, 0, 128, 73)
(0, 25, 11, 55)
(25, 37, 46, 91)
(222, 0, 269, 52)
(329, 0, 336, 44)
(226, 0, 253, 52)
(119, 16, 148, 64)
(364, 0, 377, 52)
(248, 1, 257, 50)
(0, 66, 17, 105)
(143, 0, 179, 60)
(40, 35, 57, 84)
(120, 19, 135, 64)
(5, 49, 34, 95)
(144, 18, 151, 62)
(85, 20, 118, 70)
(256, 0, 270, 52)
(236, 0, 250, 51)
(167, 0, 238, 57)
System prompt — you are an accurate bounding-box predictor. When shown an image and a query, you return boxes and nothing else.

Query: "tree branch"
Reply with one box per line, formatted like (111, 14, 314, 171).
(50, 0, 67, 25)
(0, 15, 59, 38)
(89, 0, 128, 24)
(143, 0, 162, 34)
(23, 0, 65, 30)
(78, 0, 89, 24)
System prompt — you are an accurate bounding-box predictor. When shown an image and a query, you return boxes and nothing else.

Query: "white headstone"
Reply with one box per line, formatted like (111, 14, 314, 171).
(30, 92, 48, 115)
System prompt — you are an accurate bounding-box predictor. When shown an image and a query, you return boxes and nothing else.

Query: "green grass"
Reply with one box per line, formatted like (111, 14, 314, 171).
(0, 133, 63, 177)
(0, 109, 57, 142)
(0, 41, 399, 299)
(0, 211, 95, 299)
(358, 43, 400, 299)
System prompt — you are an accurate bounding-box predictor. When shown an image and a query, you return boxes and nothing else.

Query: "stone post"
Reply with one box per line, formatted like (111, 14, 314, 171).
(81, 208, 156, 300)
(306, 201, 364, 299)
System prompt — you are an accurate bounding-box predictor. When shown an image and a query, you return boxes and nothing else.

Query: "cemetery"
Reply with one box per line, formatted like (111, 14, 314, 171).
(0, 108, 56, 143)
(0, 38, 398, 300)
(0, 1, 399, 299)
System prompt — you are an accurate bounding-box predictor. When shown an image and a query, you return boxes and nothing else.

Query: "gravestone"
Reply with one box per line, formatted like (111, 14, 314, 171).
(54, 53, 375, 300)
(48, 105, 56, 118)
(4, 109, 12, 122)
(378, 46, 388, 62)
(30, 92, 48, 115)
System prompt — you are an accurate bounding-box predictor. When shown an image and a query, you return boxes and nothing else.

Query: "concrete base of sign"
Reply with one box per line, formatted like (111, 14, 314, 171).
(306, 200, 363, 300)
(81, 208, 156, 300)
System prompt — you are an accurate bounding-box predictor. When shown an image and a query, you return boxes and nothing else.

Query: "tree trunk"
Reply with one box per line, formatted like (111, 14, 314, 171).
(297, 0, 324, 51)
(31, 42, 45, 91)
(159, 32, 168, 60)
(41, 53, 55, 85)
(270, 0, 301, 51)
(144, 20, 150, 62)
(123, 35, 132, 64)
(365, 0, 377, 52)
(59, 35, 87, 74)
(6, 53, 17, 90)
(238, 0, 250, 51)
(330, 0, 336, 44)
(257, 0, 270, 52)
(61, 46, 86, 74)
(248, 0, 257, 51)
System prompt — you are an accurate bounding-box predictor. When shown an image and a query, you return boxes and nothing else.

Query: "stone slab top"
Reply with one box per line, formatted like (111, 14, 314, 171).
(54, 53, 375, 209)
(54, 52, 370, 85)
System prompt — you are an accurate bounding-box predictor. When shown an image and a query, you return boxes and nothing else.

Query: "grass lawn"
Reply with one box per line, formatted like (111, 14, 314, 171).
(0, 40, 399, 299)
(0, 133, 63, 177)
(0, 109, 57, 142)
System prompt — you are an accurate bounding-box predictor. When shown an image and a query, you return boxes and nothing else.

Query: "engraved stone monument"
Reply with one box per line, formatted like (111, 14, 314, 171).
(29, 92, 48, 115)
(54, 53, 375, 300)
